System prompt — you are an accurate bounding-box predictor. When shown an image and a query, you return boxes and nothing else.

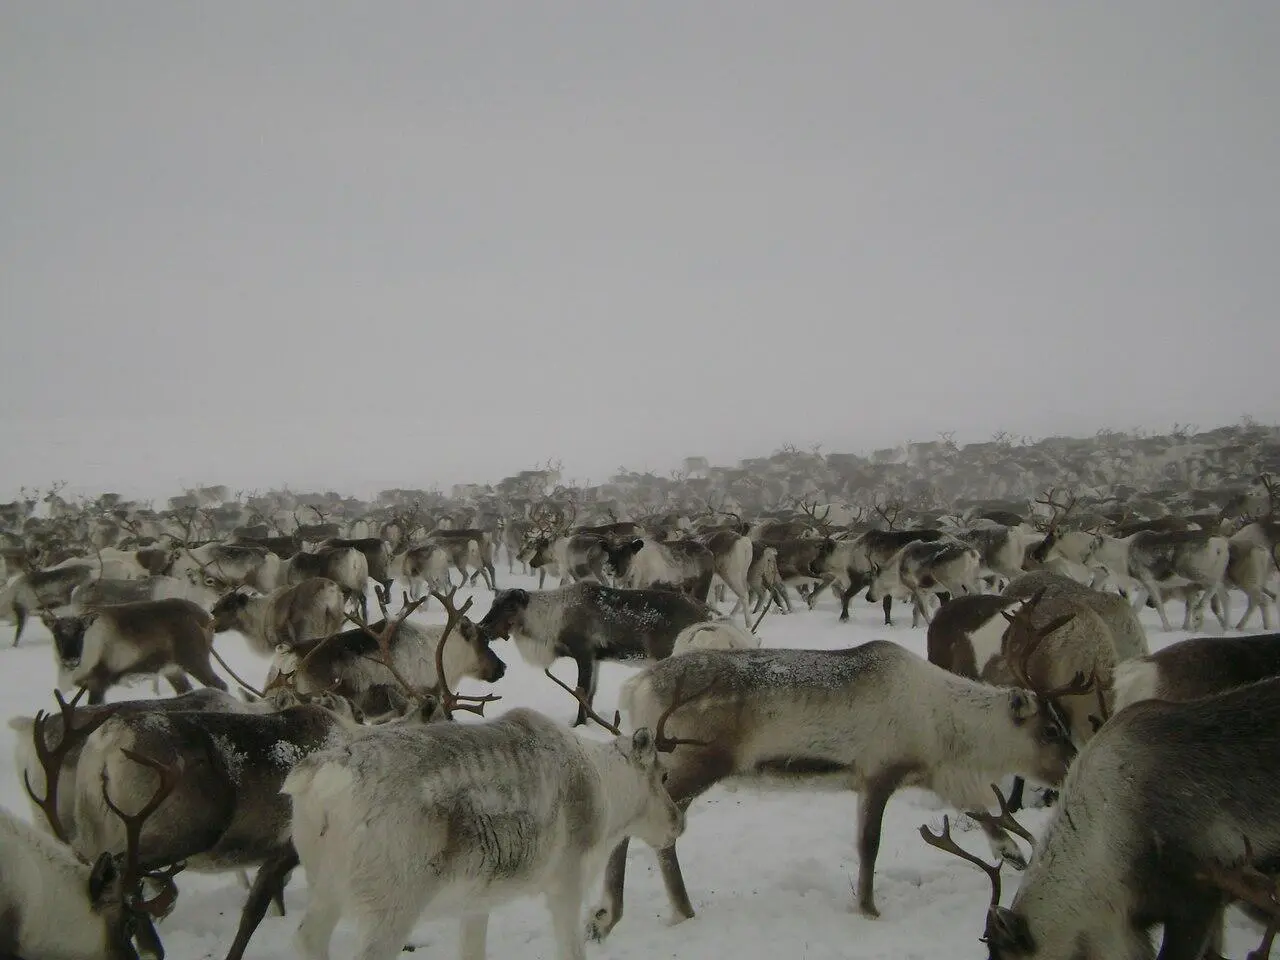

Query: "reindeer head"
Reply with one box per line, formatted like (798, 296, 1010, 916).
(476, 588, 531, 640)
(41, 611, 97, 670)
(209, 588, 252, 632)
(517, 537, 554, 569)
(603, 537, 647, 581)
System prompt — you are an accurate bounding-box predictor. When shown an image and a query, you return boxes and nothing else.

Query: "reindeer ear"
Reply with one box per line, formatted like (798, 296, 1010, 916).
(88, 852, 119, 903)
(510, 588, 530, 606)
(630, 727, 656, 757)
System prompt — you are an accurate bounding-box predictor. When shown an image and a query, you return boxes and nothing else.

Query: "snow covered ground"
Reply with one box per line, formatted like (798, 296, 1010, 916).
(0, 571, 1271, 959)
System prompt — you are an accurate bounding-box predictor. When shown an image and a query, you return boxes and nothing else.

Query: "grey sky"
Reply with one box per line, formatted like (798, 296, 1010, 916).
(3, 1, 1278, 500)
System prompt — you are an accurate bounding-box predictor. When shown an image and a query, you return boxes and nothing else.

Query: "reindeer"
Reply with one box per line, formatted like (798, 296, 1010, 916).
(832, 528, 946, 623)
(584, 638, 1082, 942)
(1112, 631, 1280, 712)
(282, 687, 688, 960)
(744, 542, 783, 613)
(63, 597, 471, 960)
(693, 528, 754, 625)
(209, 577, 346, 656)
(41, 598, 231, 705)
(475, 581, 714, 726)
(0, 561, 96, 644)
(1080, 529, 1231, 632)
(519, 533, 615, 588)
(320, 537, 393, 598)
(606, 537, 716, 602)
(1003, 569, 1151, 662)
(957, 675, 1280, 960)
(169, 543, 282, 595)
(3, 691, 175, 960)
(759, 537, 839, 612)
(1220, 536, 1278, 630)
(267, 596, 507, 703)
(425, 528, 498, 590)
(955, 523, 1043, 592)
(397, 542, 456, 601)
(69, 574, 217, 612)
(282, 545, 369, 619)
(670, 619, 760, 655)
(9, 686, 321, 848)
(866, 537, 982, 626)
(500, 516, 535, 574)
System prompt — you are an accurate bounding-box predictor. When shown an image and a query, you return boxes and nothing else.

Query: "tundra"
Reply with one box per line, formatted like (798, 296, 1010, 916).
(283, 707, 685, 960)
(586, 638, 1078, 941)
(476, 582, 713, 726)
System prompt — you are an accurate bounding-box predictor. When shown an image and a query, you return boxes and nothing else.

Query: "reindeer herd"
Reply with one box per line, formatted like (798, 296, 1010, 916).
(0, 478, 1279, 960)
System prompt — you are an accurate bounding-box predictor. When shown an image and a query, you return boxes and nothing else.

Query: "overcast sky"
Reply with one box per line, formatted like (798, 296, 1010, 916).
(3, 1, 1277, 500)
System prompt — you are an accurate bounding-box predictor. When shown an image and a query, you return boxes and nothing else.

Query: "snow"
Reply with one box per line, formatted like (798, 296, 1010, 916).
(0, 573, 1270, 959)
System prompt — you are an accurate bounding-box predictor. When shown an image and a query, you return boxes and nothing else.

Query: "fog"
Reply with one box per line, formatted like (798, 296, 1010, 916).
(3, 1, 1278, 499)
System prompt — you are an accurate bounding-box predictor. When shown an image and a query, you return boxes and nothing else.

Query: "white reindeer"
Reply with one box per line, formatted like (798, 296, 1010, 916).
(283, 707, 685, 960)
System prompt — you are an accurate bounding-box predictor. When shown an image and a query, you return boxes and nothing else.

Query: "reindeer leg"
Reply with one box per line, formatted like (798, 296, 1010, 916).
(591, 754, 732, 941)
(856, 768, 910, 917)
(1139, 577, 1174, 631)
(882, 595, 893, 626)
(570, 654, 595, 727)
(1005, 776, 1026, 813)
(13, 602, 27, 646)
(548, 875, 588, 960)
(586, 837, 632, 942)
(226, 847, 300, 960)
(1154, 894, 1227, 960)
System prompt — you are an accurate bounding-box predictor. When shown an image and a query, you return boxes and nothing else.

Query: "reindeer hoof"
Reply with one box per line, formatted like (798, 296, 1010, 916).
(585, 906, 615, 942)
(858, 901, 880, 919)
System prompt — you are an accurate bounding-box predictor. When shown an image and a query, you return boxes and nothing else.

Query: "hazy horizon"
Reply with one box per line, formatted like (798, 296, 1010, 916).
(5, 2, 1278, 502)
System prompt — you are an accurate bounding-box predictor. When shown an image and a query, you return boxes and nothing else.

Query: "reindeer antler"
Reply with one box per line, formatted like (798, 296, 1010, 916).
(652, 676, 715, 753)
(345, 589, 428, 698)
(100, 748, 187, 919)
(920, 814, 1003, 910)
(24, 688, 120, 843)
(543, 668, 623, 734)
(430, 585, 502, 720)
(544, 669, 715, 753)
(969, 782, 1035, 849)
